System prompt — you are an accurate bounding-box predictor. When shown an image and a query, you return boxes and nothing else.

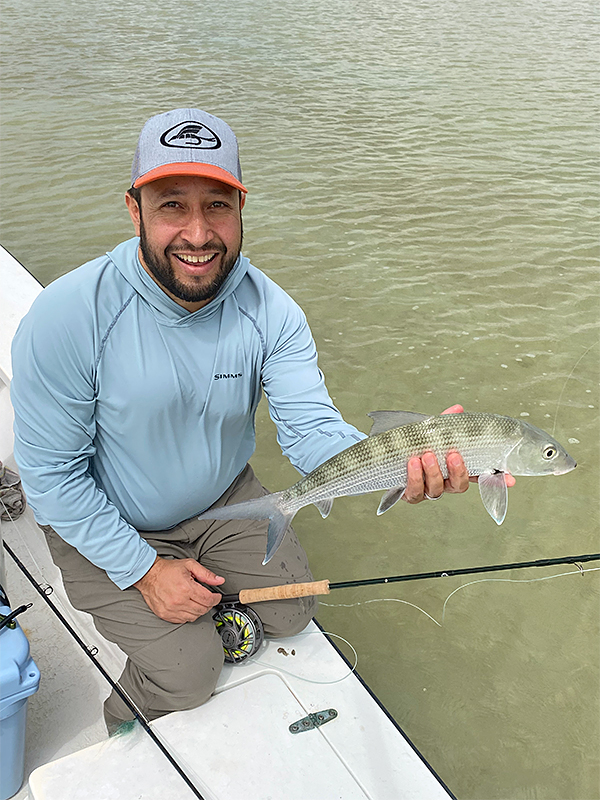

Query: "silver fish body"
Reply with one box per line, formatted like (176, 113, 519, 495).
(198, 411, 576, 564)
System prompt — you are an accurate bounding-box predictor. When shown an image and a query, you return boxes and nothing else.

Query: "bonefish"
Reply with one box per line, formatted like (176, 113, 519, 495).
(198, 411, 577, 564)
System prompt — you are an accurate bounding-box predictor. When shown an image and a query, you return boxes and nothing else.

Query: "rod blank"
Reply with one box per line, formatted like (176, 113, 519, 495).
(221, 552, 600, 605)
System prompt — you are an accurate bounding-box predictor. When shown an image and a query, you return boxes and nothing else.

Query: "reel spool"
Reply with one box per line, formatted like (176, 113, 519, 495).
(213, 602, 264, 664)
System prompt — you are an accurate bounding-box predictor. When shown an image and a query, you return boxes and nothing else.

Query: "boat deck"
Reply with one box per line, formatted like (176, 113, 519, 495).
(3, 502, 454, 799)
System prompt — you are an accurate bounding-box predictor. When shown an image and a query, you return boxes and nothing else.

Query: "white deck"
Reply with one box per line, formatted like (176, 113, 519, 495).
(1, 244, 454, 799)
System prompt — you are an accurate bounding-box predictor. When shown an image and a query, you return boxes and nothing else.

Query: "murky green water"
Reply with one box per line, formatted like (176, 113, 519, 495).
(1, 0, 598, 796)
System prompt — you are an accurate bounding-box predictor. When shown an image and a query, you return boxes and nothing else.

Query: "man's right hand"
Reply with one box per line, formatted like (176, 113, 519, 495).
(133, 556, 225, 623)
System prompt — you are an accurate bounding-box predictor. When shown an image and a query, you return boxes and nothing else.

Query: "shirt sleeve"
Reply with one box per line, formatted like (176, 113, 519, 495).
(10, 289, 156, 589)
(260, 295, 367, 475)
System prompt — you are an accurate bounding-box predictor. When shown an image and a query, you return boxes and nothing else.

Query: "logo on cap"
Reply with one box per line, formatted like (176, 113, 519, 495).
(160, 121, 222, 150)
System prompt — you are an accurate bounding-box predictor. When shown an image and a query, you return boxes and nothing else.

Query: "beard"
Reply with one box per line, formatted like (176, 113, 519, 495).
(139, 215, 243, 304)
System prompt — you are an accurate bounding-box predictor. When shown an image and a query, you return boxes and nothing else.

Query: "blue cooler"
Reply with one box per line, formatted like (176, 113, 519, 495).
(0, 603, 41, 800)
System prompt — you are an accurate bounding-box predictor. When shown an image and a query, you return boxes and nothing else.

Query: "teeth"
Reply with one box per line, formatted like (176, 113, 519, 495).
(177, 253, 214, 264)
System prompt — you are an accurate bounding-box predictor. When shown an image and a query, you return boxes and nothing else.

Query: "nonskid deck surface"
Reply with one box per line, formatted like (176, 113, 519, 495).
(26, 626, 453, 800)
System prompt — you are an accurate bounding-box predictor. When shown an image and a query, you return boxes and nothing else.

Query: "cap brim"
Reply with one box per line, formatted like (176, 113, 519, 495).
(133, 163, 247, 193)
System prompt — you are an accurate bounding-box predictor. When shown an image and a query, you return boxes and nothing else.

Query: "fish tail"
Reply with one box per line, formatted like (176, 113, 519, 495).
(263, 508, 295, 565)
(198, 492, 294, 565)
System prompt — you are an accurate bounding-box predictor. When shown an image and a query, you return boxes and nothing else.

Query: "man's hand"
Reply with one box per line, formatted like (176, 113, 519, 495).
(402, 404, 516, 504)
(133, 556, 225, 623)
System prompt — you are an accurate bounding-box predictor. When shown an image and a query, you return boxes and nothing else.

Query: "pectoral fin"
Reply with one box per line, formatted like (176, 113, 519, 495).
(377, 486, 406, 515)
(478, 471, 508, 525)
(368, 411, 431, 436)
(314, 499, 334, 519)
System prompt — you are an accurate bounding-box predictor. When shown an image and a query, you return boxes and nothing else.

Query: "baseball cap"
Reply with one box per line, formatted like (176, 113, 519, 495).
(131, 108, 247, 193)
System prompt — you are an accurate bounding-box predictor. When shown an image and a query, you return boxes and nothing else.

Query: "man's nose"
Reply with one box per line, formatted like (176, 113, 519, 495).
(181, 210, 213, 245)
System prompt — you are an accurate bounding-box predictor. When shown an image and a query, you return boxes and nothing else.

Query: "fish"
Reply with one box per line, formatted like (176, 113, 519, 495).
(198, 411, 577, 564)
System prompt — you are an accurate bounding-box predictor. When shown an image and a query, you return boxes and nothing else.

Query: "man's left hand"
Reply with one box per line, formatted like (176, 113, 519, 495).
(402, 404, 516, 504)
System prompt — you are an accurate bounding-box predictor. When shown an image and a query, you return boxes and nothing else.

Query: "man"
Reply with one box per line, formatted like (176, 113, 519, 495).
(10, 108, 472, 732)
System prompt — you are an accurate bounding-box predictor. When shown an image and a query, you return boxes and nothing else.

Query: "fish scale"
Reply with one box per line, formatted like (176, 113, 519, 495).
(281, 413, 522, 511)
(198, 411, 576, 564)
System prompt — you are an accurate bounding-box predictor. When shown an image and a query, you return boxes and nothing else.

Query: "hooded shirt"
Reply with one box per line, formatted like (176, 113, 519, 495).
(11, 238, 365, 588)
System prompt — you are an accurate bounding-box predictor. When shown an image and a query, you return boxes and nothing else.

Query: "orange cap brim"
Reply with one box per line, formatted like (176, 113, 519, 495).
(133, 162, 247, 193)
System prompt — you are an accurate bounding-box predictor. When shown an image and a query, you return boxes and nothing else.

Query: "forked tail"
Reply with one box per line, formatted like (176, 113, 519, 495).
(198, 492, 294, 565)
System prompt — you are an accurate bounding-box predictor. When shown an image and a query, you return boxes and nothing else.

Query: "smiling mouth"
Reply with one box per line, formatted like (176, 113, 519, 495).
(174, 252, 218, 265)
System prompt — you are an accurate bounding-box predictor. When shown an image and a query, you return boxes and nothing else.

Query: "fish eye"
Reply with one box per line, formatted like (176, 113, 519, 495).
(542, 445, 558, 460)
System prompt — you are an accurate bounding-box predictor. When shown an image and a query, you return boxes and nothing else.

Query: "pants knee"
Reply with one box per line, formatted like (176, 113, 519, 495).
(108, 620, 225, 722)
(151, 628, 225, 714)
(166, 644, 224, 710)
(255, 595, 317, 638)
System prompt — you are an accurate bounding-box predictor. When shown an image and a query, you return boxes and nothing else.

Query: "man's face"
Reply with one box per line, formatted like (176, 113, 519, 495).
(126, 175, 244, 312)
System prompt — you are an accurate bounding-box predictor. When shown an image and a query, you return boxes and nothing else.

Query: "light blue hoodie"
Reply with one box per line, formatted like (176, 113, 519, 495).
(11, 238, 365, 588)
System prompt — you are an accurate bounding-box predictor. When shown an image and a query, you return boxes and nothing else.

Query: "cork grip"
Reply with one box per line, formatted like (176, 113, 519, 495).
(238, 580, 331, 604)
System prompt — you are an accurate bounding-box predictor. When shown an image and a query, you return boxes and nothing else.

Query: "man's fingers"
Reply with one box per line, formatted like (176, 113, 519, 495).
(157, 590, 221, 623)
(189, 585, 223, 612)
(421, 452, 444, 499)
(444, 451, 470, 493)
(186, 561, 225, 612)
(401, 404, 464, 501)
(187, 559, 225, 586)
(441, 404, 464, 415)
(402, 456, 426, 503)
(403, 449, 472, 503)
(403, 454, 445, 502)
(401, 439, 512, 506)
(135, 557, 225, 622)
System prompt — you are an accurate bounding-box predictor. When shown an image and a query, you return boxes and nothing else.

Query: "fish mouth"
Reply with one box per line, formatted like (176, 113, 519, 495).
(554, 458, 577, 475)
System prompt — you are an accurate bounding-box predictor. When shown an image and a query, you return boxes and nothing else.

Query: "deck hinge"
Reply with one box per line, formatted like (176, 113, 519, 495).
(289, 708, 338, 734)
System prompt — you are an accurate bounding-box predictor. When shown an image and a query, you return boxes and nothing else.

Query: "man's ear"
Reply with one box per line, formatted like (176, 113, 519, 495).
(240, 192, 246, 211)
(125, 192, 141, 236)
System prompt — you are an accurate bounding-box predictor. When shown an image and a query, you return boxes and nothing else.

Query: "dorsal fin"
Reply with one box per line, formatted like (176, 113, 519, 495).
(367, 411, 432, 436)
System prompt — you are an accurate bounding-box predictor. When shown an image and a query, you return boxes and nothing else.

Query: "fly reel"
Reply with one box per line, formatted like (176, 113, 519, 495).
(213, 602, 264, 664)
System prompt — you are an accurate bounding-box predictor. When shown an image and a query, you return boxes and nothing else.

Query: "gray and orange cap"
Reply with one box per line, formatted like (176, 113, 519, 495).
(131, 108, 247, 193)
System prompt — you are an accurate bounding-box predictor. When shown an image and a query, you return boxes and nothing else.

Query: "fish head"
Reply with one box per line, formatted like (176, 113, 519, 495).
(504, 421, 577, 477)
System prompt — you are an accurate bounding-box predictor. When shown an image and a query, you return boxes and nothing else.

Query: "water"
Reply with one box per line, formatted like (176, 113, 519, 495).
(1, 0, 599, 796)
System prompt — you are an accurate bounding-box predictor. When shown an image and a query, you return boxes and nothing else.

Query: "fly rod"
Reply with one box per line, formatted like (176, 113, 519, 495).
(2, 539, 207, 800)
(218, 551, 600, 605)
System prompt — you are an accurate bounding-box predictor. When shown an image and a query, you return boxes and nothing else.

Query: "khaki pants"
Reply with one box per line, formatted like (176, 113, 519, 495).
(42, 465, 316, 727)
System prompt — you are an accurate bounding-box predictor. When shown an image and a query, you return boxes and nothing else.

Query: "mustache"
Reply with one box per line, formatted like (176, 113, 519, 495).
(168, 241, 227, 255)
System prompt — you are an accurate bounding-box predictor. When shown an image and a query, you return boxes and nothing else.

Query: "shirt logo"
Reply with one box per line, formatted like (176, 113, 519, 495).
(160, 121, 221, 150)
(214, 373, 243, 380)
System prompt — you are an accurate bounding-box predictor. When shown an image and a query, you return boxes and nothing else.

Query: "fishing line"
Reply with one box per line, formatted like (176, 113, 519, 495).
(321, 597, 443, 627)
(552, 340, 598, 437)
(439, 567, 600, 624)
(0, 500, 208, 800)
(253, 629, 359, 685)
(320, 566, 600, 628)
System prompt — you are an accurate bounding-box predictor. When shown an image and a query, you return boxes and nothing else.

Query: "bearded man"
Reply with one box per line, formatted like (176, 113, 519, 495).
(10, 108, 470, 733)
